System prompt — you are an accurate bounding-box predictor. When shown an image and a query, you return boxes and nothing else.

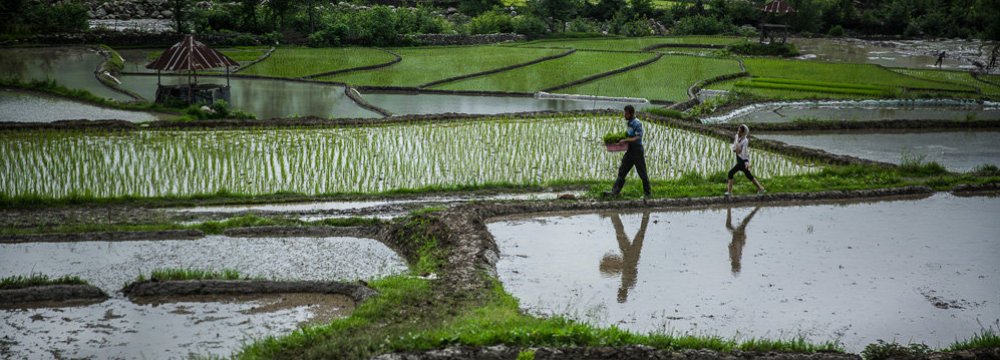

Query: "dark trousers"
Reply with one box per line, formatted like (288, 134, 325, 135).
(612, 144, 651, 195)
(728, 157, 756, 181)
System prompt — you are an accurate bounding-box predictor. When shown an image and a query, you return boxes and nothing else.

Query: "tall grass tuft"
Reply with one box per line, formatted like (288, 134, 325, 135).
(137, 268, 246, 282)
(948, 321, 1000, 351)
(0, 274, 88, 290)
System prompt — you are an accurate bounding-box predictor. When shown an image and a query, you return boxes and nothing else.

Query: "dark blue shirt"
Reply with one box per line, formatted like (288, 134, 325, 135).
(626, 118, 644, 146)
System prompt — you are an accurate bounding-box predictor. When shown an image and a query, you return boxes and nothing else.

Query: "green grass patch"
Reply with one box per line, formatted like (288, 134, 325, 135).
(734, 77, 895, 97)
(0, 274, 88, 290)
(433, 51, 657, 93)
(557, 55, 741, 102)
(891, 68, 1000, 98)
(517, 36, 745, 51)
(98, 44, 124, 74)
(948, 322, 1000, 351)
(135, 268, 247, 282)
(239, 47, 397, 78)
(0, 77, 176, 113)
(321, 46, 564, 87)
(146, 46, 270, 64)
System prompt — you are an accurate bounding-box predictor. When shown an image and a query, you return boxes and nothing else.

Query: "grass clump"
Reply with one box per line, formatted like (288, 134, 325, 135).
(948, 322, 1000, 351)
(517, 349, 536, 360)
(0, 274, 88, 290)
(136, 268, 246, 282)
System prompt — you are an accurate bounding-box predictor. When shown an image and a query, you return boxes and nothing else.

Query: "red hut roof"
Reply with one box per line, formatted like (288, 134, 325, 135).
(762, 0, 796, 13)
(146, 35, 239, 71)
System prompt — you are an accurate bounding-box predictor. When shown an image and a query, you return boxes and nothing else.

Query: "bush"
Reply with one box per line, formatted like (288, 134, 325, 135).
(671, 15, 735, 35)
(827, 24, 844, 37)
(512, 15, 549, 37)
(459, 0, 503, 16)
(6, 1, 89, 34)
(727, 42, 799, 57)
(466, 10, 513, 34)
(566, 18, 601, 33)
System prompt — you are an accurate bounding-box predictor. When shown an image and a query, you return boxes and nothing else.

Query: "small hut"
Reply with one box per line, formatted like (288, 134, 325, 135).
(146, 35, 239, 105)
(760, 0, 796, 44)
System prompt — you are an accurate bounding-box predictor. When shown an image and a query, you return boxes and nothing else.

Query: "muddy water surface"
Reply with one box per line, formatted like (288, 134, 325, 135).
(490, 194, 1000, 352)
(703, 100, 1000, 124)
(0, 90, 159, 122)
(0, 47, 133, 101)
(2, 294, 352, 359)
(792, 38, 987, 70)
(757, 131, 1000, 172)
(0, 236, 407, 292)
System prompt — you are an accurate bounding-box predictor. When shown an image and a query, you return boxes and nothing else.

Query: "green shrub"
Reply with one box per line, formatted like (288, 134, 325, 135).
(466, 10, 514, 34)
(512, 15, 549, 37)
(861, 340, 930, 360)
(827, 25, 845, 37)
(727, 42, 800, 57)
(1, 274, 88, 290)
(602, 132, 628, 144)
(671, 15, 735, 35)
(3, 0, 88, 34)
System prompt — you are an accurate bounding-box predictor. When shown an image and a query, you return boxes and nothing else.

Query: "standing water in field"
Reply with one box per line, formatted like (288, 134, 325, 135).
(361, 92, 651, 116)
(490, 194, 1000, 352)
(117, 75, 381, 119)
(0, 47, 133, 102)
(757, 131, 1000, 172)
(0, 89, 160, 122)
(702, 100, 1000, 124)
(0, 235, 407, 358)
(792, 38, 988, 70)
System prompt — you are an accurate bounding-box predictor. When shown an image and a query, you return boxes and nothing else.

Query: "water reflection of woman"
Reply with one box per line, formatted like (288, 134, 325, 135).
(598, 212, 650, 303)
(726, 207, 760, 275)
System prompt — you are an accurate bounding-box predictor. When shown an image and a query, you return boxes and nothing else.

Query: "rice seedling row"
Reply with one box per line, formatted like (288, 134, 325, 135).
(0, 117, 815, 199)
(890, 68, 1000, 97)
(557, 55, 741, 102)
(238, 47, 398, 78)
(742, 59, 973, 92)
(320, 46, 565, 87)
(433, 51, 657, 93)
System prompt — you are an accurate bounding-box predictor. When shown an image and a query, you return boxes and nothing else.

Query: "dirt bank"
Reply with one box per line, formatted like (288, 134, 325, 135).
(0, 284, 108, 308)
(372, 345, 861, 360)
(0, 229, 204, 244)
(122, 280, 378, 303)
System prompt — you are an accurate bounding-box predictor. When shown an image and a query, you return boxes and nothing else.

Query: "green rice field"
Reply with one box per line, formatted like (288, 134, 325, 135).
(319, 46, 565, 87)
(239, 47, 398, 78)
(433, 51, 657, 92)
(891, 68, 1000, 97)
(557, 55, 741, 102)
(0, 117, 815, 199)
(517, 36, 745, 51)
(743, 59, 974, 92)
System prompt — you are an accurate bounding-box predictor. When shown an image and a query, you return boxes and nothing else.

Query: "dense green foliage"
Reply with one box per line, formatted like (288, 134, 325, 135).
(602, 131, 629, 144)
(0, 274, 88, 290)
(727, 42, 799, 57)
(0, 0, 88, 35)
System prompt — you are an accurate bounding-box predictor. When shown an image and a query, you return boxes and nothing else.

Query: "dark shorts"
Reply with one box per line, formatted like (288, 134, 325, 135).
(728, 157, 755, 181)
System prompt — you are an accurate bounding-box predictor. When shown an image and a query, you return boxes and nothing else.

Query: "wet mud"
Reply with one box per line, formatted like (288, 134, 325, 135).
(373, 345, 860, 360)
(488, 193, 1000, 352)
(0, 285, 108, 308)
(123, 280, 377, 303)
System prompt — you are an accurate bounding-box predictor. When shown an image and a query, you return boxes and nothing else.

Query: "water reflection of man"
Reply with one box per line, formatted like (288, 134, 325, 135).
(599, 212, 650, 303)
(726, 207, 760, 275)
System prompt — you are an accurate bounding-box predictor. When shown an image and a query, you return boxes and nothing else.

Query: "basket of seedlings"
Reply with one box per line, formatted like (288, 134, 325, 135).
(603, 132, 629, 152)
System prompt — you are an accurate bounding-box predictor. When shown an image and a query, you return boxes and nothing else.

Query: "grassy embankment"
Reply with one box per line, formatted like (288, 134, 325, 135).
(0, 274, 89, 289)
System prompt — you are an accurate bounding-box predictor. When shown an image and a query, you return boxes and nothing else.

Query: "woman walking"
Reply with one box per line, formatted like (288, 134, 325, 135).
(725, 124, 765, 196)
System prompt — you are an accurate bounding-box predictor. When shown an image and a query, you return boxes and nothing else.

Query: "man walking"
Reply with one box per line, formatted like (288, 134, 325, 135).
(604, 105, 652, 199)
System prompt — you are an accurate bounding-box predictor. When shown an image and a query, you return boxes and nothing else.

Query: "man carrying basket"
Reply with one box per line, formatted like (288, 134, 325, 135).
(604, 105, 652, 199)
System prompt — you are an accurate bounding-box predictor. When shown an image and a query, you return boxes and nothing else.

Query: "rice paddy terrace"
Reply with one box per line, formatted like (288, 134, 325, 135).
(1, 36, 999, 359)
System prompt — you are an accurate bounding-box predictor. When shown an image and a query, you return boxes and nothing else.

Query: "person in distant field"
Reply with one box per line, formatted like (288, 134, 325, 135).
(725, 124, 765, 196)
(604, 105, 652, 199)
(935, 51, 946, 68)
(726, 206, 760, 275)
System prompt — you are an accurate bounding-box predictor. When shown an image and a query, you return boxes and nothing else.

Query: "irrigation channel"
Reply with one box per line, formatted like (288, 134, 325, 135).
(0, 235, 407, 358)
(489, 193, 1000, 353)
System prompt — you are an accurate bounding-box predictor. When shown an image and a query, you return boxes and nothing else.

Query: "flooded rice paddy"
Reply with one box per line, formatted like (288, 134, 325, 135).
(0, 117, 816, 199)
(0, 235, 405, 358)
(2, 294, 353, 359)
(703, 100, 1000, 124)
(360, 92, 649, 116)
(792, 38, 988, 70)
(490, 193, 1000, 352)
(758, 131, 1000, 172)
(0, 47, 133, 102)
(0, 236, 407, 292)
(0, 89, 159, 122)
